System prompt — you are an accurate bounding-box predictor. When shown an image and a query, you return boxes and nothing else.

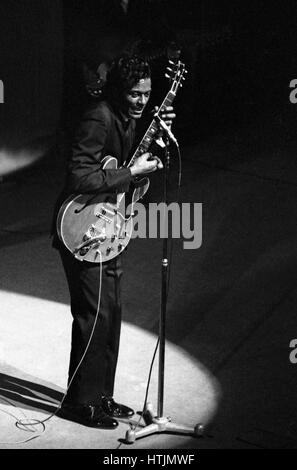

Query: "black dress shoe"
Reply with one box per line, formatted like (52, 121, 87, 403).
(101, 396, 134, 418)
(56, 403, 118, 429)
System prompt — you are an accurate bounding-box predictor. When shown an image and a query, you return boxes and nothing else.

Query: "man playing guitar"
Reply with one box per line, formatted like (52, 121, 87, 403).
(54, 55, 175, 429)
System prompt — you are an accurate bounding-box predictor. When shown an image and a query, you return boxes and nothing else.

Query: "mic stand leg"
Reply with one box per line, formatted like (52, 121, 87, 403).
(125, 140, 204, 444)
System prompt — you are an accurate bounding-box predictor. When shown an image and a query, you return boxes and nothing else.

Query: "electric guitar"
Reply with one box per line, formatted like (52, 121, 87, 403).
(56, 61, 186, 263)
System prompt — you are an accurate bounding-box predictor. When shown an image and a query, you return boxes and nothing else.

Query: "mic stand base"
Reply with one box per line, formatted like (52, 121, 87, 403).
(125, 402, 204, 444)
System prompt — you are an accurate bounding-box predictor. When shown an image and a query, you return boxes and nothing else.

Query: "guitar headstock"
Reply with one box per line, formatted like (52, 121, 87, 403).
(165, 60, 187, 95)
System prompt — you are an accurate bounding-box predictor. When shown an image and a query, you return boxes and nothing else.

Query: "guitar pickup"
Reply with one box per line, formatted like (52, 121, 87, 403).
(95, 212, 112, 223)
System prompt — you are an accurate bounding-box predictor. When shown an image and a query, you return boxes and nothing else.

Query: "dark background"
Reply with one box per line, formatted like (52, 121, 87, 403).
(0, 0, 296, 159)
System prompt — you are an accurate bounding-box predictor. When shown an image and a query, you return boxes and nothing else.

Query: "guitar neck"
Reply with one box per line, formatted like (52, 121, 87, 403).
(127, 90, 176, 168)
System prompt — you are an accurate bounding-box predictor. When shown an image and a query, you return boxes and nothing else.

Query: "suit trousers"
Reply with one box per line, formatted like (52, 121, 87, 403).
(59, 245, 123, 405)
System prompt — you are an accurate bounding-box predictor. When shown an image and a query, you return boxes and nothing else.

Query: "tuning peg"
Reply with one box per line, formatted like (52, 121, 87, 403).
(165, 73, 171, 79)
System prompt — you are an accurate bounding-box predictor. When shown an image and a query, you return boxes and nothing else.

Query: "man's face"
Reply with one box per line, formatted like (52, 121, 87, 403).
(122, 78, 151, 119)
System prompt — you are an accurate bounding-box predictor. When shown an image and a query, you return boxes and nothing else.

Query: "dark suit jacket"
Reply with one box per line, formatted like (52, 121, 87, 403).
(66, 99, 136, 195)
(52, 99, 136, 246)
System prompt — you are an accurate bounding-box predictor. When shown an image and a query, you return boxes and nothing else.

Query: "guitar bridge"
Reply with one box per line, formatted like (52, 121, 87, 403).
(95, 212, 112, 223)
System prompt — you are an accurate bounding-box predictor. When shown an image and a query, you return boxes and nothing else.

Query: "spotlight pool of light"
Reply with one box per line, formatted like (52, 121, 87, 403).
(0, 290, 221, 448)
(0, 148, 44, 177)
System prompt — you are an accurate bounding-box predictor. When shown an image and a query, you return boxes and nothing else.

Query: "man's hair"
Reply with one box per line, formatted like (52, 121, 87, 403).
(104, 55, 151, 102)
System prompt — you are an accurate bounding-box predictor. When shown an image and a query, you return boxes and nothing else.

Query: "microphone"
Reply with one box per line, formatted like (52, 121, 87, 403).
(154, 115, 178, 145)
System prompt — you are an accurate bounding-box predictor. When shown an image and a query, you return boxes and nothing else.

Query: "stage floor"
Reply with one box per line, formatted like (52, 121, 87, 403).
(0, 113, 297, 449)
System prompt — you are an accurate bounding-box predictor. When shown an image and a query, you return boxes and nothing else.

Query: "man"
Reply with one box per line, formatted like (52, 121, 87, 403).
(55, 55, 175, 429)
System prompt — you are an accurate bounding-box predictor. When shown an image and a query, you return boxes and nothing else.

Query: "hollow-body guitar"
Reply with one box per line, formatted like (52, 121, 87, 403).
(57, 61, 186, 263)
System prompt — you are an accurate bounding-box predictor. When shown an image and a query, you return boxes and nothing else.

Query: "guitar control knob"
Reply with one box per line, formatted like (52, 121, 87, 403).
(79, 247, 89, 256)
(106, 246, 115, 255)
(98, 233, 107, 242)
(94, 249, 102, 261)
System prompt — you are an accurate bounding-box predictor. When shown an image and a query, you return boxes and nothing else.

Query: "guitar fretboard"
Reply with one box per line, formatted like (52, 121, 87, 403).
(127, 90, 176, 168)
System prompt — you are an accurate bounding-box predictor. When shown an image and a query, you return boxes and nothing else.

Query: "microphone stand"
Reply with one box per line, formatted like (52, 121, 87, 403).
(125, 136, 204, 444)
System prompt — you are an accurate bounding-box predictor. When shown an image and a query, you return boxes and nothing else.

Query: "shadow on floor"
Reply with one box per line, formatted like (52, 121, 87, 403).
(0, 372, 63, 414)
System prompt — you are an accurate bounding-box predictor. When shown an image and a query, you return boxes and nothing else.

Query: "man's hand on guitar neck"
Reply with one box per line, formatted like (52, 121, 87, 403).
(129, 105, 176, 177)
(154, 105, 176, 128)
(130, 153, 163, 176)
(153, 105, 176, 144)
